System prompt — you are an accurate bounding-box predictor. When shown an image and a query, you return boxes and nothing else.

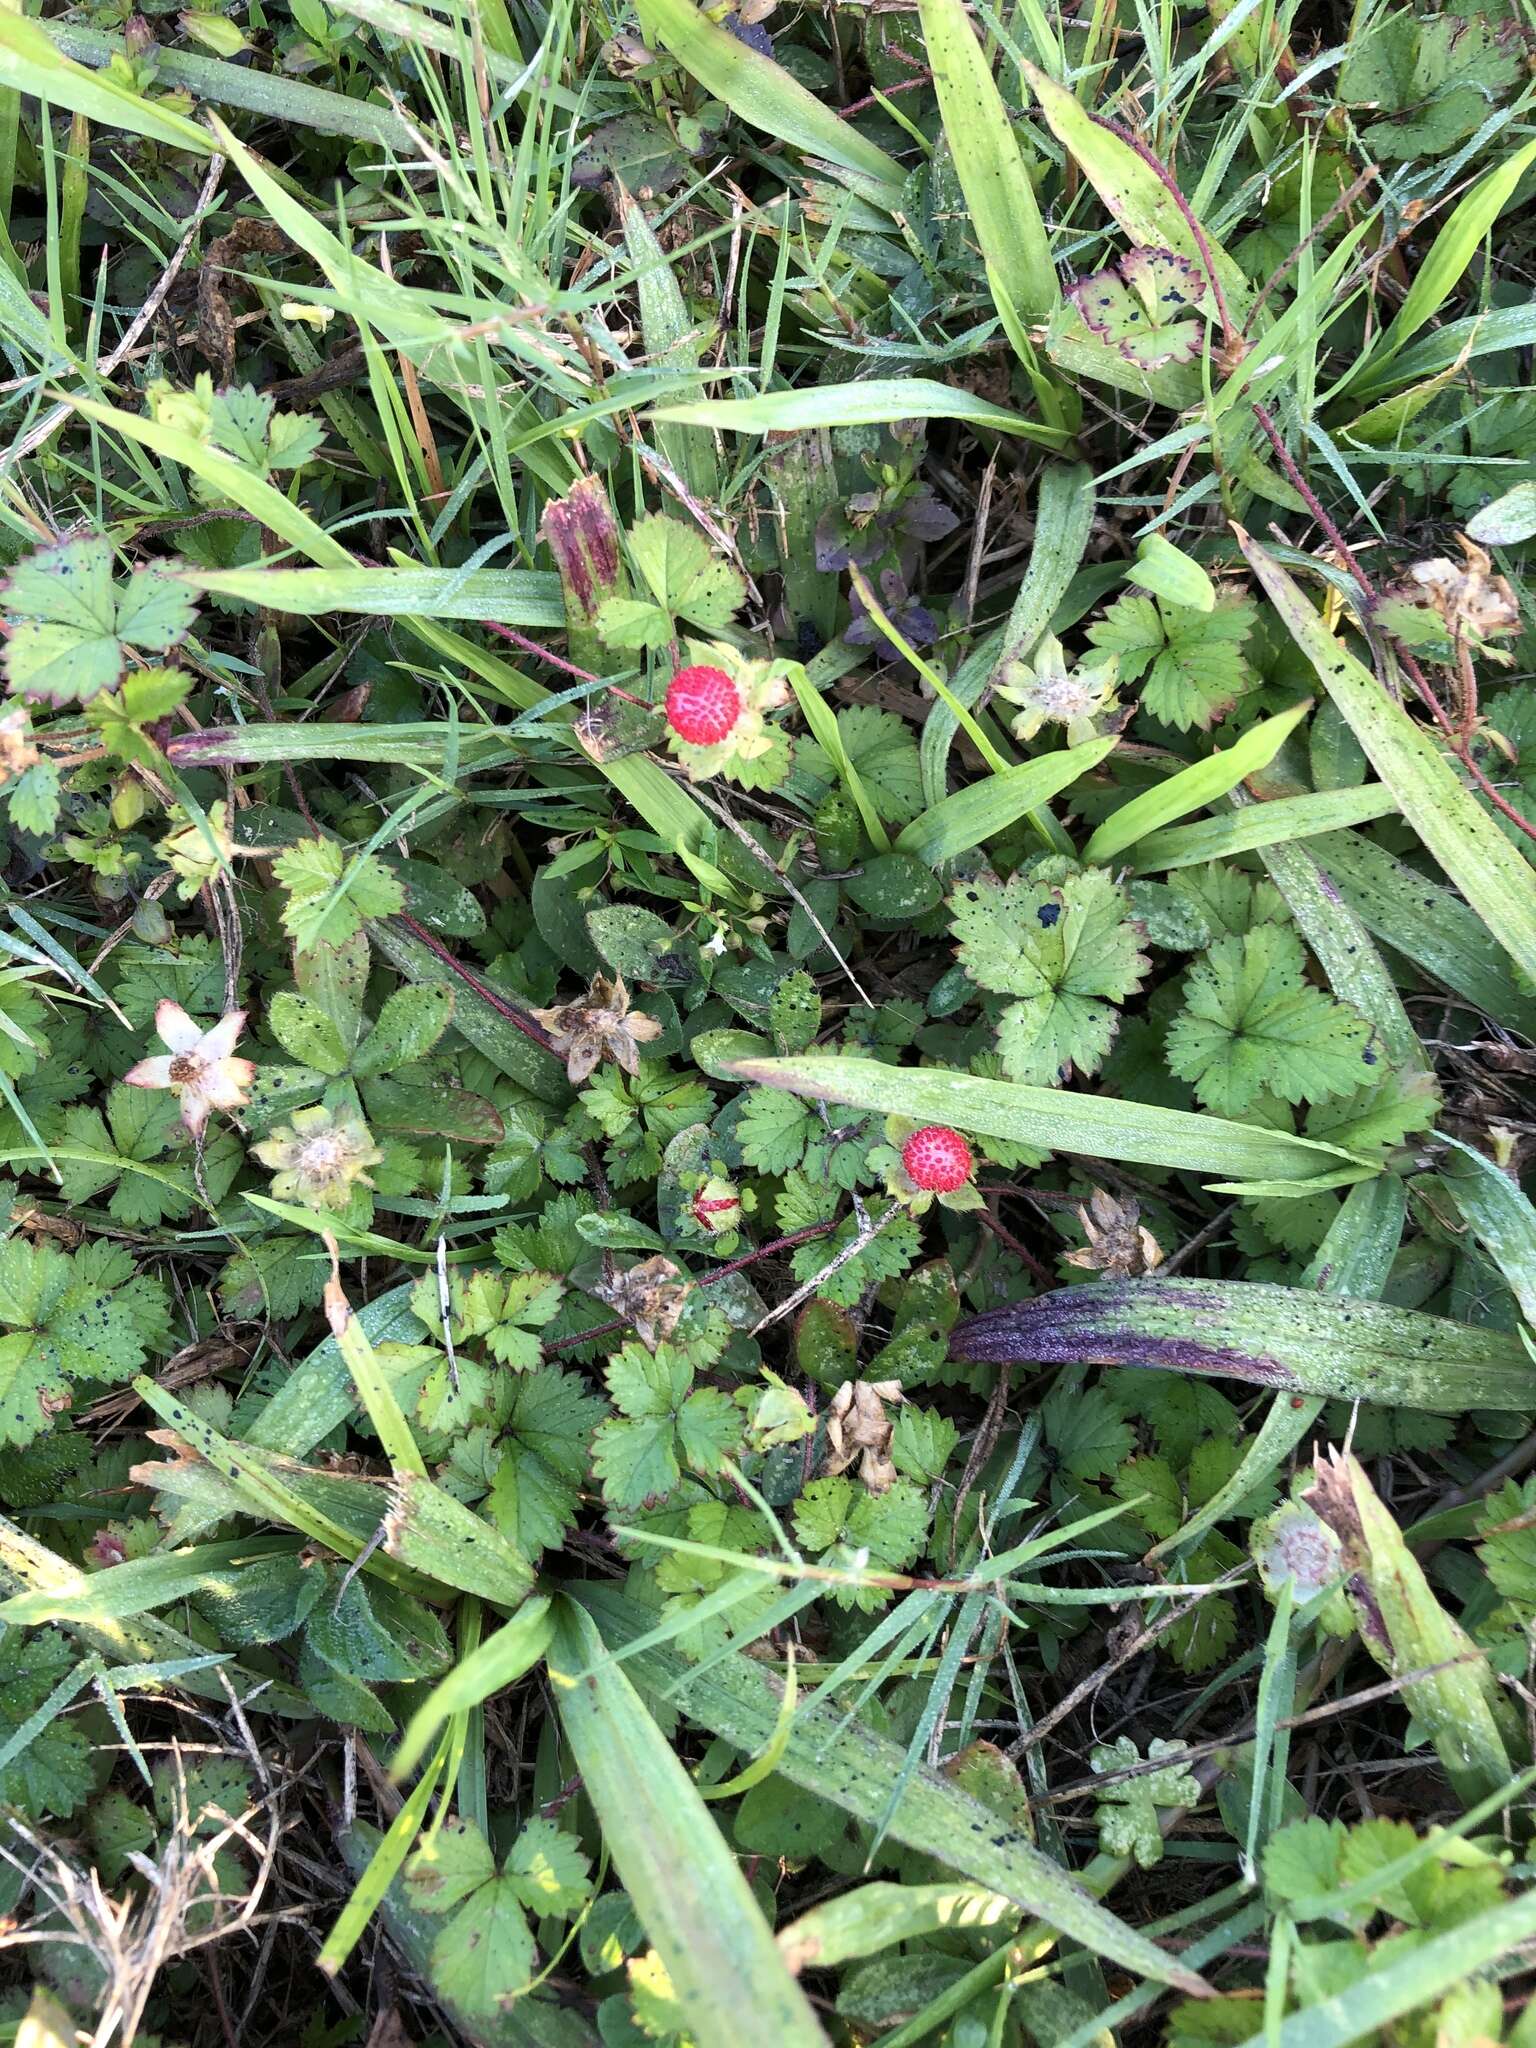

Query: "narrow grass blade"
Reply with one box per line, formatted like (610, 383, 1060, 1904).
(1233, 1885, 1536, 2048)
(650, 379, 1069, 443)
(1259, 835, 1423, 1073)
(1082, 698, 1312, 864)
(0, 1536, 297, 1628)
(0, 1514, 313, 1717)
(65, 393, 351, 563)
(709, 1051, 1363, 1183)
(897, 737, 1117, 863)
(915, 0, 1056, 322)
(787, 666, 891, 851)
(1128, 784, 1396, 871)
(571, 1582, 1211, 1996)
(1353, 136, 1536, 382)
(1310, 828, 1536, 1037)
(320, 1734, 449, 1977)
(635, 0, 902, 196)
(169, 724, 512, 771)
(323, 1260, 426, 1478)
(922, 462, 1095, 806)
(1438, 1136, 1536, 1329)
(390, 1597, 554, 1782)
(0, 9, 211, 152)
(174, 565, 566, 625)
(951, 1276, 1535, 1410)
(619, 185, 718, 504)
(249, 1280, 425, 1457)
(548, 1599, 830, 2046)
(1238, 531, 1536, 985)
(40, 14, 420, 149)
(779, 1881, 1016, 1973)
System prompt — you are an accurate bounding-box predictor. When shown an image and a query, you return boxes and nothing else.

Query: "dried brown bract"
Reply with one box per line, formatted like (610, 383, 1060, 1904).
(822, 1378, 904, 1493)
(1062, 1188, 1164, 1279)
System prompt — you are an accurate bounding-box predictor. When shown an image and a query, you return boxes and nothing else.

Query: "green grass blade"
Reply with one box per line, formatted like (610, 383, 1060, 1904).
(0, 9, 211, 152)
(634, 0, 902, 196)
(650, 379, 1070, 444)
(915, 0, 1056, 323)
(897, 737, 1117, 863)
(921, 462, 1095, 806)
(1082, 698, 1312, 864)
(618, 185, 718, 504)
(319, 1734, 450, 1977)
(1238, 532, 1536, 985)
(1351, 135, 1536, 384)
(390, 1598, 554, 1783)
(708, 1051, 1363, 1183)
(548, 1599, 830, 2047)
(952, 1275, 1535, 1410)
(174, 565, 566, 625)
(1309, 829, 1536, 1036)
(0, 1536, 298, 1628)
(1128, 784, 1397, 872)
(0, 1515, 313, 1716)
(1439, 1137, 1536, 1329)
(66, 392, 351, 562)
(324, 1263, 427, 1478)
(40, 14, 420, 149)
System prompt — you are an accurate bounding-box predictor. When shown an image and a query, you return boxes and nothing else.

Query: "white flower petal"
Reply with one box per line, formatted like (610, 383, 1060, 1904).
(199, 1010, 247, 1062)
(124, 1056, 175, 1089)
(201, 1061, 255, 1110)
(178, 1089, 213, 1137)
(154, 1000, 202, 1054)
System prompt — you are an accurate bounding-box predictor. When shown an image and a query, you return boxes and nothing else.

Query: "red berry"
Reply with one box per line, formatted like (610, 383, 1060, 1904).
(902, 1125, 973, 1193)
(666, 664, 741, 746)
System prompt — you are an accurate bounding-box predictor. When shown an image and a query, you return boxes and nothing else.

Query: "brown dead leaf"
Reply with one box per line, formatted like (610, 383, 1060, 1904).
(532, 973, 662, 1083)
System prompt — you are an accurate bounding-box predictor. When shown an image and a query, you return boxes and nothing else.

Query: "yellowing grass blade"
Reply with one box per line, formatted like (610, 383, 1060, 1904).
(1237, 530, 1536, 985)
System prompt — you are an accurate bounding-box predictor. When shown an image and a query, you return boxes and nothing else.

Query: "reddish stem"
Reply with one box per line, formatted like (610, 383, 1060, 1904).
(481, 619, 603, 685)
(393, 913, 561, 1057)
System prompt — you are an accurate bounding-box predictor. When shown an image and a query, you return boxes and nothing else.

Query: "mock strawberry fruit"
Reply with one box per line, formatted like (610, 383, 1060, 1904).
(666, 664, 741, 746)
(901, 1125, 974, 1194)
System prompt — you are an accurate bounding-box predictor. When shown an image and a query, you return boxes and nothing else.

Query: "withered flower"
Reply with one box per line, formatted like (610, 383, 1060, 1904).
(1062, 1188, 1164, 1279)
(823, 1379, 904, 1493)
(124, 1001, 255, 1138)
(253, 1104, 383, 1210)
(533, 973, 661, 1084)
(593, 1254, 692, 1351)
